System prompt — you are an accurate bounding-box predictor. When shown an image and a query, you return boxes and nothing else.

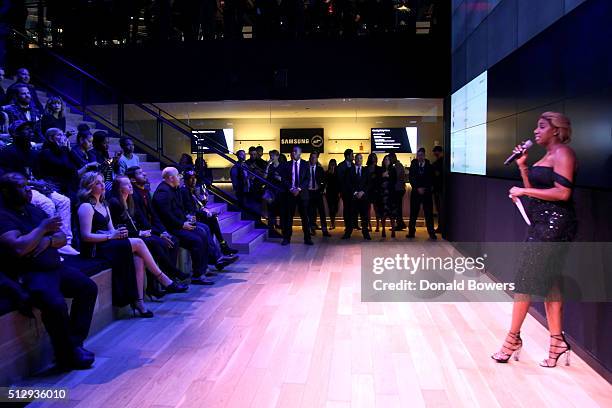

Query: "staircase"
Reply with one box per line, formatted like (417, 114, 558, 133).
(2, 78, 268, 254)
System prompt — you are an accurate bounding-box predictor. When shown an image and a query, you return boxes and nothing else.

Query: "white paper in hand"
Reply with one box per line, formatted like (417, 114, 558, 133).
(509, 195, 531, 226)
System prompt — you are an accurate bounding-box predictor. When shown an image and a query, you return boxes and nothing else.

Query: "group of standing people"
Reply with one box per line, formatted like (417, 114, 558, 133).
(230, 144, 444, 245)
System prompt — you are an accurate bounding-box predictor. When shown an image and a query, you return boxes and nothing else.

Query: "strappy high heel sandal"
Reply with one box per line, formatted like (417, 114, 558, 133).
(491, 331, 522, 363)
(130, 299, 154, 318)
(540, 332, 571, 368)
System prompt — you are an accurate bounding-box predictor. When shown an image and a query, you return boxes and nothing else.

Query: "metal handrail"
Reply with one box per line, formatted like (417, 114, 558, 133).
(9, 28, 281, 193)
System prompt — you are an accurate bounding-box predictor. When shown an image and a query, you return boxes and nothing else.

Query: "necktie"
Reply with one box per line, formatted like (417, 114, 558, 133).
(357, 167, 361, 178)
(311, 167, 315, 189)
(293, 161, 298, 188)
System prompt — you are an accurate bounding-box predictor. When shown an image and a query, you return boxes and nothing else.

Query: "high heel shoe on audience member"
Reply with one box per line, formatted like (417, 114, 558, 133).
(131, 301, 154, 318)
(491, 331, 522, 363)
(540, 332, 572, 368)
(146, 285, 166, 301)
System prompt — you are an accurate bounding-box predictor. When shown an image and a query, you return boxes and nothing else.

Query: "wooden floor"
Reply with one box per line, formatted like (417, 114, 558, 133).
(23, 229, 611, 408)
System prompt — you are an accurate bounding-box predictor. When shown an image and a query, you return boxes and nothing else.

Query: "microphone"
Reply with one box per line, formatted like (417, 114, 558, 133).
(504, 140, 533, 166)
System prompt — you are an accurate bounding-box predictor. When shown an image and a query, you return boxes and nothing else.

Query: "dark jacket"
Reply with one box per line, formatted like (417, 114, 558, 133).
(152, 182, 187, 232)
(107, 197, 140, 238)
(41, 113, 66, 134)
(0, 142, 39, 176)
(306, 164, 325, 191)
(347, 165, 370, 199)
(38, 143, 78, 193)
(3, 103, 44, 143)
(7, 82, 44, 111)
(408, 159, 434, 190)
(132, 184, 166, 235)
(279, 159, 311, 199)
(70, 147, 95, 170)
(336, 160, 354, 195)
(432, 157, 444, 192)
(230, 162, 251, 194)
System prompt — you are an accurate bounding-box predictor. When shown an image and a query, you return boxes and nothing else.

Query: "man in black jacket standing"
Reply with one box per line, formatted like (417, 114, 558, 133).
(407, 148, 436, 240)
(152, 167, 213, 285)
(279, 146, 313, 246)
(344, 153, 372, 240)
(336, 148, 357, 236)
(307, 152, 330, 237)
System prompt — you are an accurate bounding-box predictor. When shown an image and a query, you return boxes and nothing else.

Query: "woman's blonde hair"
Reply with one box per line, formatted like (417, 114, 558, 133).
(540, 111, 572, 144)
(78, 171, 105, 205)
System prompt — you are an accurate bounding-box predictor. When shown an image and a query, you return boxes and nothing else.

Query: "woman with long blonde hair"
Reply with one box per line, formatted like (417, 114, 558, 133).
(77, 172, 186, 317)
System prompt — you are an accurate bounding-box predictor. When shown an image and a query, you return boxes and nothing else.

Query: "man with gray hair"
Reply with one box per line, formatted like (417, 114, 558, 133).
(152, 167, 213, 285)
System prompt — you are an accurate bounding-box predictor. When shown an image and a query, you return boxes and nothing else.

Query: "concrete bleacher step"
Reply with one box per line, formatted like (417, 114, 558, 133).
(232, 228, 267, 254)
(139, 161, 159, 172)
(217, 210, 241, 228)
(221, 220, 254, 245)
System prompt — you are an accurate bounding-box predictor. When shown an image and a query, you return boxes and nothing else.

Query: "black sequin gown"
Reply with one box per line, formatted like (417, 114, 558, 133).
(514, 166, 577, 296)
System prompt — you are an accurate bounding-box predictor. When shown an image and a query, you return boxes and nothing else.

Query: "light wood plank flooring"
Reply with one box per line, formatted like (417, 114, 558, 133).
(21, 230, 611, 408)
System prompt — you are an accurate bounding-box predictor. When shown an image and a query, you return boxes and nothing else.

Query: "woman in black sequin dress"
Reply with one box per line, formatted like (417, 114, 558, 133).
(492, 112, 577, 368)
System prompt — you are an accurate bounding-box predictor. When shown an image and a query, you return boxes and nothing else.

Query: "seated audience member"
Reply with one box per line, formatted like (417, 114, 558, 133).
(78, 172, 185, 317)
(70, 126, 98, 171)
(152, 167, 213, 285)
(0, 173, 97, 370)
(177, 153, 194, 174)
(194, 157, 213, 185)
(3, 83, 44, 144)
(92, 130, 120, 191)
(153, 167, 232, 285)
(180, 169, 238, 256)
(117, 137, 140, 176)
(0, 121, 78, 255)
(407, 147, 436, 240)
(41, 96, 67, 135)
(39, 128, 79, 197)
(108, 176, 189, 299)
(7, 68, 44, 111)
(126, 166, 189, 282)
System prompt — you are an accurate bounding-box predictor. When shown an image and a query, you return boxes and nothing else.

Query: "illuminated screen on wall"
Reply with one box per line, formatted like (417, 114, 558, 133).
(451, 70, 487, 175)
(191, 129, 234, 154)
(370, 127, 417, 153)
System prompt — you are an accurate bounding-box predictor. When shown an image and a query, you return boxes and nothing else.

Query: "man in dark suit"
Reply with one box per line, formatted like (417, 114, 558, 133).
(407, 148, 436, 240)
(279, 146, 313, 246)
(127, 166, 189, 281)
(336, 148, 357, 236)
(152, 167, 213, 285)
(307, 152, 330, 237)
(344, 153, 372, 240)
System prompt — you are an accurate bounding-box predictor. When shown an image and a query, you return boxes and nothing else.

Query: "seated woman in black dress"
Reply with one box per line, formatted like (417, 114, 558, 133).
(77, 172, 186, 318)
(108, 176, 188, 299)
(492, 112, 577, 368)
(41, 95, 67, 135)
